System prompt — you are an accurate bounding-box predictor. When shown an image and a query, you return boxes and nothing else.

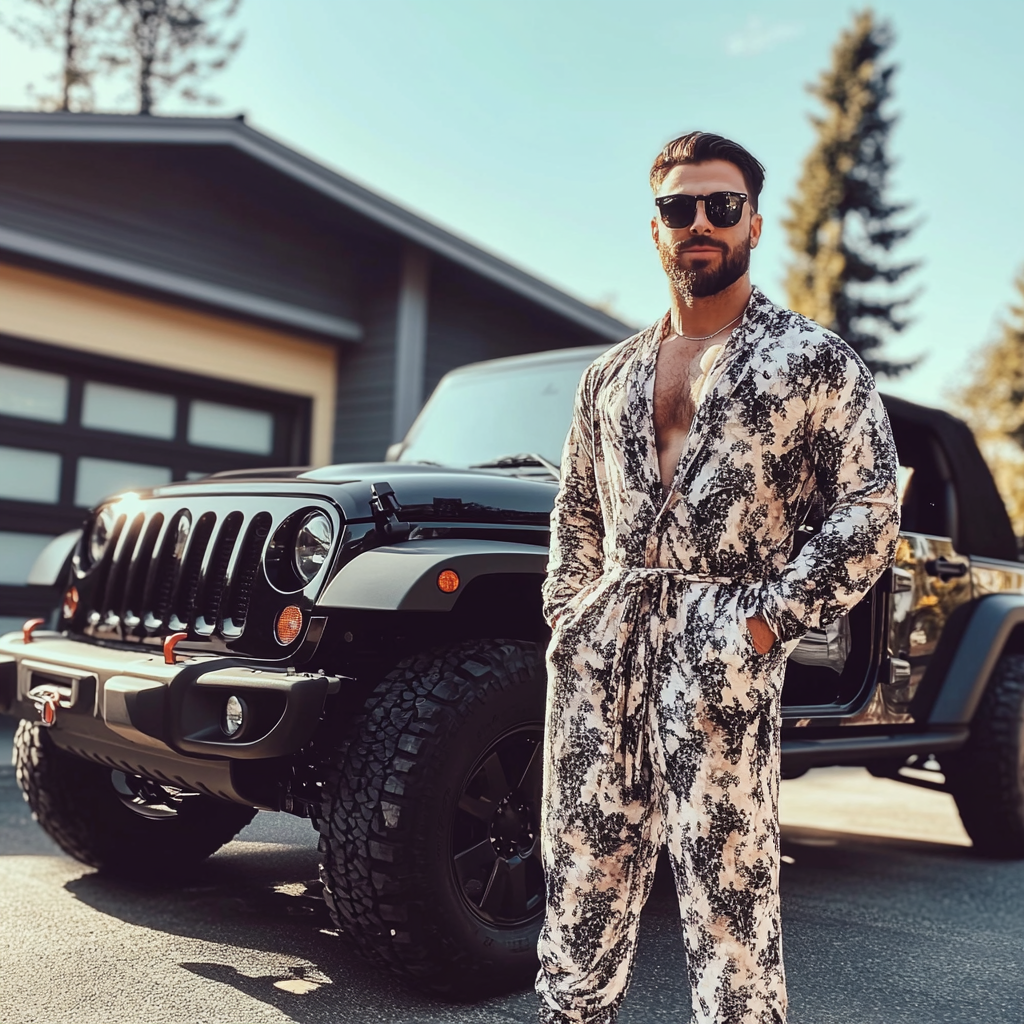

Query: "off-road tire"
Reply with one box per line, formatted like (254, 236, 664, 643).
(14, 720, 257, 875)
(317, 639, 546, 996)
(946, 653, 1024, 858)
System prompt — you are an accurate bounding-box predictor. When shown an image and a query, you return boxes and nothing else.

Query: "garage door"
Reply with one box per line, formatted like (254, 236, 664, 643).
(0, 335, 311, 634)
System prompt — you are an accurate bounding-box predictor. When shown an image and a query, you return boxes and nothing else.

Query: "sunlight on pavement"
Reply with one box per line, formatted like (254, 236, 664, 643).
(780, 766, 971, 847)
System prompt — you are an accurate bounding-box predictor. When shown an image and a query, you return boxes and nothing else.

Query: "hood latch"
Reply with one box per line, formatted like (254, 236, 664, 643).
(370, 481, 411, 541)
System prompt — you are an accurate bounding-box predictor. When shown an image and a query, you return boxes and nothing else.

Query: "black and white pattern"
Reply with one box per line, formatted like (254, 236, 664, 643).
(536, 288, 900, 1024)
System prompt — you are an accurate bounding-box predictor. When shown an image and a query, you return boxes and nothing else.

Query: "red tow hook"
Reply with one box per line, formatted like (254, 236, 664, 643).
(163, 632, 189, 665)
(28, 685, 67, 727)
(22, 619, 46, 644)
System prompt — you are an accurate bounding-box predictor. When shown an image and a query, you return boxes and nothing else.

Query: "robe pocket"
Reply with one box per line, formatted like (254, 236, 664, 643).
(551, 578, 603, 630)
(547, 578, 610, 658)
(730, 590, 781, 665)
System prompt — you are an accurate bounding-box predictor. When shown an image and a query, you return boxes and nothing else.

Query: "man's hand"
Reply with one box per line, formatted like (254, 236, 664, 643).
(745, 615, 777, 655)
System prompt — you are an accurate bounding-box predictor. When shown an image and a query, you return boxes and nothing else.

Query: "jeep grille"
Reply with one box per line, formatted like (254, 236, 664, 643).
(74, 496, 338, 647)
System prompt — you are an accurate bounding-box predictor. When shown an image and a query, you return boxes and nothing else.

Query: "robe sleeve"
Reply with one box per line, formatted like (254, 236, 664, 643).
(755, 343, 901, 642)
(541, 364, 605, 627)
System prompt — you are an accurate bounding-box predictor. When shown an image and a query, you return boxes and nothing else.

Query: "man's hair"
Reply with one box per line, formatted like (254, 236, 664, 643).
(649, 132, 765, 211)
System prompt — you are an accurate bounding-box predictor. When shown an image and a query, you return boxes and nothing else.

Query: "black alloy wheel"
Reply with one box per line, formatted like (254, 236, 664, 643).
(318, 638, 548, 995)
(451, 725, 544, 927)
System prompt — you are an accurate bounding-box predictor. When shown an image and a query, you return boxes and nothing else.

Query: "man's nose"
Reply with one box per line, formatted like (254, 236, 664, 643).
(689, 200, 714, 233)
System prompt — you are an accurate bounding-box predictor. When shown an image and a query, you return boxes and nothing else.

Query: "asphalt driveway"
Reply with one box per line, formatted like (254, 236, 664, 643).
(1, 716, 1020, 1023)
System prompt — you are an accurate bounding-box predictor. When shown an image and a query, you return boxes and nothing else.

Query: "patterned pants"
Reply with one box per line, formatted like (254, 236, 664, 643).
(536, 581, 788, 1024)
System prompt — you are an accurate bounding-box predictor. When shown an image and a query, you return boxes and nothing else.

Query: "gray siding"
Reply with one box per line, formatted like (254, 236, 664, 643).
(0, 143, 369, 323)
(331, 259, 400, 462)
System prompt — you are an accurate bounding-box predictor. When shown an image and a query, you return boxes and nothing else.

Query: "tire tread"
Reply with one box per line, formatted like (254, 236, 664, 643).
(317, 638, 544, 994)
(948, 653, 1024, 857)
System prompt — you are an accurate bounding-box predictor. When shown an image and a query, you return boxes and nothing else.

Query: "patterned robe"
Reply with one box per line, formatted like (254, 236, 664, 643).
(536, 287, 900, 1024)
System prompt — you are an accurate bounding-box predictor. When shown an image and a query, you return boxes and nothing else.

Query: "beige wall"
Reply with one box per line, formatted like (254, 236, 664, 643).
(0, 262, 337, 466)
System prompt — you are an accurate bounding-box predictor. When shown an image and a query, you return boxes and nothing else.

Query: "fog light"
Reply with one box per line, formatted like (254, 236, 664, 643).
(62, 586, 79, 620)
(275, 605, 303, 644)
(437, 569, 460, 593)
(223, 695, 246, 737)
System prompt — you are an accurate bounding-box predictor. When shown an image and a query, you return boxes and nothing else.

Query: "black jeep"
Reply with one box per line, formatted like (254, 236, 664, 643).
(3, 344, 1024, 996)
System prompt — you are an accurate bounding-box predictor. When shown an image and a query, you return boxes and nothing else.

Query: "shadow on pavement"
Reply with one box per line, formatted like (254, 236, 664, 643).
(58, 818, 1024, 1024)
(62, 836, 533, 1024)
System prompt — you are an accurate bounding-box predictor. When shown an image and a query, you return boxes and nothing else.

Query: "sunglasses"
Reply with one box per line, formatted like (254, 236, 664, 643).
(655, 191, 748, 229)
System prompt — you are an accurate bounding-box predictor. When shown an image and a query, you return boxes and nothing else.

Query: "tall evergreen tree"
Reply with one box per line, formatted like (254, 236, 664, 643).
(958, 269, 1024, 534)
(784, 8, 917, 377)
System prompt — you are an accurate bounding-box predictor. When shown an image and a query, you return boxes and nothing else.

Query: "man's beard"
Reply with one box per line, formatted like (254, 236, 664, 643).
(659, 235, 751, 301)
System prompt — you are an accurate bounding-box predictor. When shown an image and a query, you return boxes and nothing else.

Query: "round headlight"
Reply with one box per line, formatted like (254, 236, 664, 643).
(88, 506, 117, 565)
(294, 512, 333, 583)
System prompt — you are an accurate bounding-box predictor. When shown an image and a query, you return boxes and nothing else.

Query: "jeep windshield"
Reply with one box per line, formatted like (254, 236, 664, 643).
(397, 348, 606, 472)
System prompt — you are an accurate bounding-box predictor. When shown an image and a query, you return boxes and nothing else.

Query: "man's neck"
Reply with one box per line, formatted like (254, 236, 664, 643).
(669, 276, 753, 339)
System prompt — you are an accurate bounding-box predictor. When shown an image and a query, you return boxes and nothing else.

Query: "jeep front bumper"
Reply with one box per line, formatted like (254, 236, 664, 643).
(0, 630, 337, 808)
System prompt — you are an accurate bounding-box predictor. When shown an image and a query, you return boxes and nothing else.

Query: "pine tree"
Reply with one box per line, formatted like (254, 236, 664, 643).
(0, 0, 120, 111)
(113, 0, 243, 114)
(958, 269, 1024, 534)
(784, 8, 917, 377)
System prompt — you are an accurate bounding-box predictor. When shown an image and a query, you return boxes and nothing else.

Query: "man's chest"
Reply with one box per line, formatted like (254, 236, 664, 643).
(651, 336, 720, 438)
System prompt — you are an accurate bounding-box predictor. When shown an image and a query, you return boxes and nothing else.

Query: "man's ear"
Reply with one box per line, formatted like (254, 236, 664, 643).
(749, 211, 763, 249)
(651, 217, 660, 246)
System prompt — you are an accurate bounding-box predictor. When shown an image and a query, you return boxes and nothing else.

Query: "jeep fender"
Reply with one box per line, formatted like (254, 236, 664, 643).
(316, 539, 548, 612)
(27, 530, 81, 587)
(928, 593, 1024, 726)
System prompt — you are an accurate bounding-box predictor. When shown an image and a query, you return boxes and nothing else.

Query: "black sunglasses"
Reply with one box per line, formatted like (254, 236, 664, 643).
(655, 191, 748, 229)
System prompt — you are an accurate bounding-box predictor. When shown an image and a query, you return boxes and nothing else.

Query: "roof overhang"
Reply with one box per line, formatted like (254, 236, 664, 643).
(0, 111, 633, 343)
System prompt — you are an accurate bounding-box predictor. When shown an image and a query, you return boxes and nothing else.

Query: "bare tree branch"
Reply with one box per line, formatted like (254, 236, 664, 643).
(113, 0, 243, 114)
(0, 0, 121, 112)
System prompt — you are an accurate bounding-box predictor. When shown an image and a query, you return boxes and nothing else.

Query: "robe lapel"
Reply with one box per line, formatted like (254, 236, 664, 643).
(624, 316, 668, 508)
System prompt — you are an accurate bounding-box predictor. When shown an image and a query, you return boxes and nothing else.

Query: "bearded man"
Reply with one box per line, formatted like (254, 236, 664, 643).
(536, 131, 901, 1023)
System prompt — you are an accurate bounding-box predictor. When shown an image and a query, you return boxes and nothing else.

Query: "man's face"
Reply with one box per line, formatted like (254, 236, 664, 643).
(650, 159, 763, 301)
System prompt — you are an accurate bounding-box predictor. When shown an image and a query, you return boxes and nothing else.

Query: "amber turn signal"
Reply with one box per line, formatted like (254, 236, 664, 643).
(276, 605, 303, 644)
(62, 586, 79, 620)
(437, 569, 460, 594)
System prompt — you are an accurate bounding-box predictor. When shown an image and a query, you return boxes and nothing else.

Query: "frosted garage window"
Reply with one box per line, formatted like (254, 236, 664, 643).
(0, 446, 61, 503)
(75, 457, 172, 507)
(0, 363, 68, 423)
(188, 400, 273, 455)
(82, 382, 176, 439)
(0, 532, 56, 586)
(0, 616, 25, 637)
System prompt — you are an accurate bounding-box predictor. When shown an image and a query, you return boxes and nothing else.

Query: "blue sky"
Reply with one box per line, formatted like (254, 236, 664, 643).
(2, 0, 1023, 406)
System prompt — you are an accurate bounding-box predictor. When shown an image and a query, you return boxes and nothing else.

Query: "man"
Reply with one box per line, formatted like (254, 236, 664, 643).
(536, 132, 900, 1024)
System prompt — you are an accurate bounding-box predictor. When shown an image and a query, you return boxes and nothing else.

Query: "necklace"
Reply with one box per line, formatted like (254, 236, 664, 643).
(677, 309, 745, 342)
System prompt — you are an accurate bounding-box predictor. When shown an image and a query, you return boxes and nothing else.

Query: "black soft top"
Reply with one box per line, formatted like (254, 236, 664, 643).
(882, 393, 1018, 562)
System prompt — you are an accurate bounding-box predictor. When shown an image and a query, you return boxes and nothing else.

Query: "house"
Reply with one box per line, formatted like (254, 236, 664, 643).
(0, 111, 630, 629)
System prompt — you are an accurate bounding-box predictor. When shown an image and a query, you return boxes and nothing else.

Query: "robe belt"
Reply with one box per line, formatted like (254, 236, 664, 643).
(607, 567, 756, 795)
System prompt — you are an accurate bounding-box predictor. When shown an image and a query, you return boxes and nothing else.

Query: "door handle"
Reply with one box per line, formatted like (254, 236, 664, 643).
(924, 557, 968, 582)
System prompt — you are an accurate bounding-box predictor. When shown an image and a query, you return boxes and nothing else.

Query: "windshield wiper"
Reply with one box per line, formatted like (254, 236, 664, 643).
(469, 453, 560, 478)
